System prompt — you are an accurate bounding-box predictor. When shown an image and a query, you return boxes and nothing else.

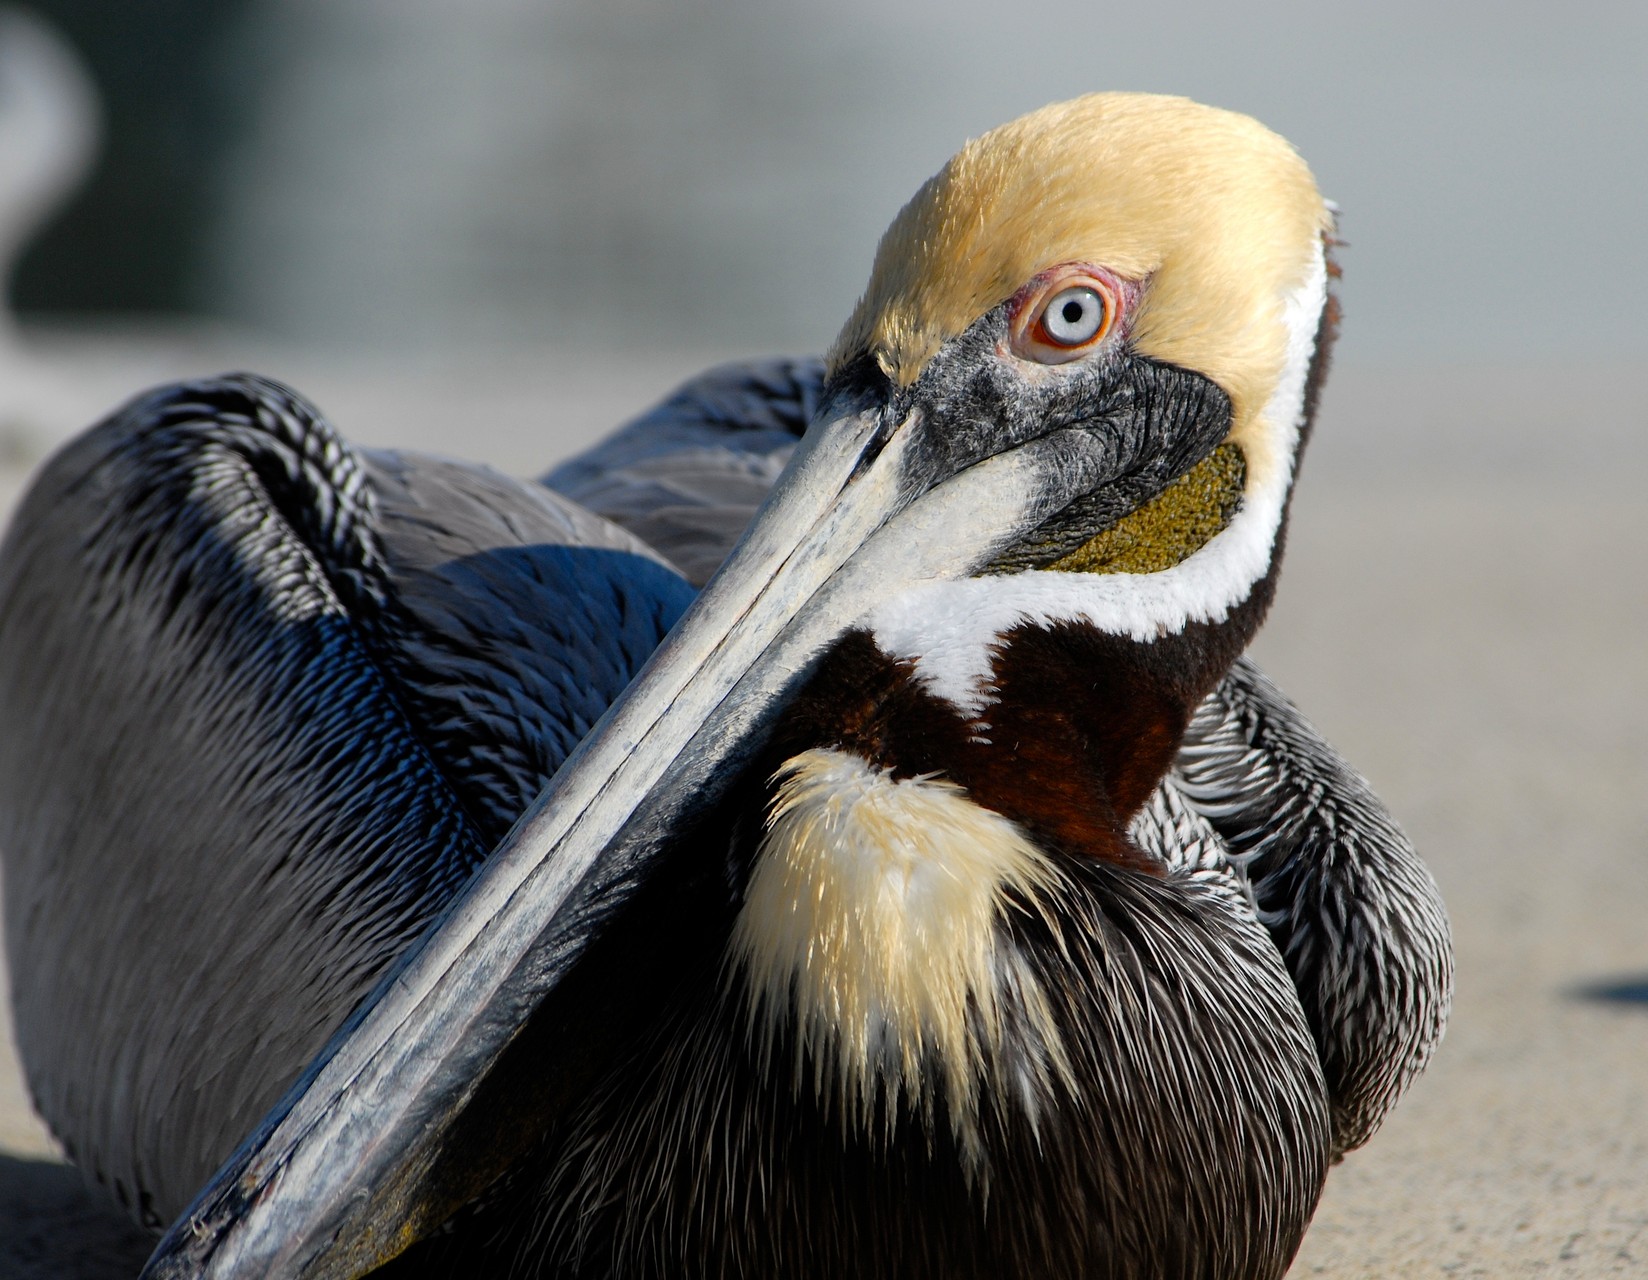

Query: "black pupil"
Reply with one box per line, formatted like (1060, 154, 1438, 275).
(1061, 298, 1087, 324)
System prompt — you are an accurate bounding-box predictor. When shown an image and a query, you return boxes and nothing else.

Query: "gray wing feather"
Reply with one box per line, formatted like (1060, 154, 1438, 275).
(542, 356, 822, 585)
(0, 374, 692, 1226)
(364, 449, 693, 839)
(1172, 656, 1453, 1157)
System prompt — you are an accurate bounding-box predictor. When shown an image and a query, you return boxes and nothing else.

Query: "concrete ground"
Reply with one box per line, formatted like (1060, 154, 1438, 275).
(0, 338, 1643, 1277)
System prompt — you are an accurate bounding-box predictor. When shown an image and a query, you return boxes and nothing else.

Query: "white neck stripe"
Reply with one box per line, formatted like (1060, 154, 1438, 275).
(866, 250, 1327, 719)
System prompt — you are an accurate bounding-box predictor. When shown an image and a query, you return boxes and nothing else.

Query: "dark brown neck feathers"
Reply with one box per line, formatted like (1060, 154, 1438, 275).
(769, 567, 1274, 872)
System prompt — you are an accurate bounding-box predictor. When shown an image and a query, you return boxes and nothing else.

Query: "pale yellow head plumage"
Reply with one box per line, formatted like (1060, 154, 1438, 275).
(828, 93, 1331, 470)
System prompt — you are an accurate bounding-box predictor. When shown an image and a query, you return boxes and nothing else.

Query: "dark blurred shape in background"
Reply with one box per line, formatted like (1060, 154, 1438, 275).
(10, 0, 254, 316)
(8, 0, 915, 354)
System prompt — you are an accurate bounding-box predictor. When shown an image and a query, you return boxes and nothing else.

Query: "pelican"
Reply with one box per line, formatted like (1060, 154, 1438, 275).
(0, 94, 1451, 1279)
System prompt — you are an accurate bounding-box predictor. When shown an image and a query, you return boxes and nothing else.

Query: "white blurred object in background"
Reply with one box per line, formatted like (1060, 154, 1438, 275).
(0, 5, 97, 457)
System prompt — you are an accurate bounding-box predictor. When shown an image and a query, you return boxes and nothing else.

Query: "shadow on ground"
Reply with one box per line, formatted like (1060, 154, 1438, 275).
(0, 1156, 153, 1280)
(1573, 978, 1648, 1006)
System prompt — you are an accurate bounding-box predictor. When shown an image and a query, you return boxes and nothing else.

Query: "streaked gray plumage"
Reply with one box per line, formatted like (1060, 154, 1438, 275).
(543, 356, 822, 586)
(1177, 661, 1453, 1156)
(0, 374, 693, 1222)
(0, 358, 1448, 1269)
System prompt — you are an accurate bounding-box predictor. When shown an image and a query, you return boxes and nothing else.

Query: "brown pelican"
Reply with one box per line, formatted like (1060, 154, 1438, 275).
(0, 94, 1451, 1278)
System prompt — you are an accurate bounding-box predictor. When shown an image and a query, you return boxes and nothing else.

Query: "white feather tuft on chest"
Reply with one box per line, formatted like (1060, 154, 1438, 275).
(728, 747, 1069, 1156)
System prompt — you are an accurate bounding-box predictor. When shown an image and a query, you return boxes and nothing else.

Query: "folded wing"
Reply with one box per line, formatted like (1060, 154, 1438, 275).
(0, 373, 694, 1224)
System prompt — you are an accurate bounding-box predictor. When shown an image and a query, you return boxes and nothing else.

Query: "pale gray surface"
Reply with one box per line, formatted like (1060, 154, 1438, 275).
(1, 347, 1644, 1276)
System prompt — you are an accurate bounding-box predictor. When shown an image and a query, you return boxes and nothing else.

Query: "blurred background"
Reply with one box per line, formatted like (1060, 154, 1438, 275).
(0, 0, 1645, 460)
(0, 2, 1644, 1277)
(0, 0, 1643, 466)
(6, 0, 1647, 362)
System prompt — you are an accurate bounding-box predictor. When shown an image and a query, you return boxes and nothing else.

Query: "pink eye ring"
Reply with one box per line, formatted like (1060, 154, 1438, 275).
(1009, 268, 1123, 364)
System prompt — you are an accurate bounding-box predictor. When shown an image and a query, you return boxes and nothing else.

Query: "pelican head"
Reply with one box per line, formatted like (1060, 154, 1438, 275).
(145, 92, 1339, 1280)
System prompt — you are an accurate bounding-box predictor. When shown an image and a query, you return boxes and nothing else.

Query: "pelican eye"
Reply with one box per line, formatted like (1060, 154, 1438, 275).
(1009, 269, 1121, 365)
(1042, 287, 1105, 346)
